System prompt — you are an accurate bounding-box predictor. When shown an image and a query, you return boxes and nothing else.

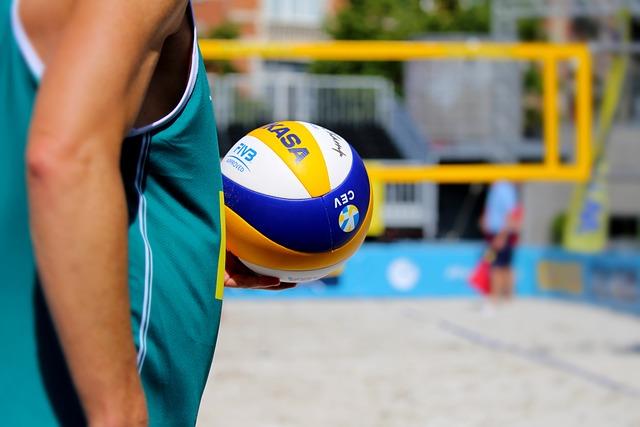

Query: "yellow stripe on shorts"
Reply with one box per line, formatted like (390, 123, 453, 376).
(215, 191, 226, 301)
(249, 121, 330, 197)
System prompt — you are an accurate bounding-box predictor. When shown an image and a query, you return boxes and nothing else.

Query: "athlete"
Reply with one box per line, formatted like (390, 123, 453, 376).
(481, 180, 522, 303)
(0, 0, 292, 425)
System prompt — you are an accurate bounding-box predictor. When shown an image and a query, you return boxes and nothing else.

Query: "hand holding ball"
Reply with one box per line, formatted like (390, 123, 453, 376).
(221, 121, 372, 282)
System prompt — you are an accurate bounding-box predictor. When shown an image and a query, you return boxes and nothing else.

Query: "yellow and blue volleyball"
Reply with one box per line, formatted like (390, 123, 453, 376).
(221, 121, 372, 282)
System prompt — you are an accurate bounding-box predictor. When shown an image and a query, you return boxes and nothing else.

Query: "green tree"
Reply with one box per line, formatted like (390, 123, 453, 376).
(205, 21, 240, 74)
(311, 0, 491, 91)
(422, 0, 490, 33)
(518, 18, 546, 137)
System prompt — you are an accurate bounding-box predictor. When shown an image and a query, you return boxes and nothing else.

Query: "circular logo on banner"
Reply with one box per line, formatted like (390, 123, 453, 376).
(386, 258, 420, 292)
(338, 205, 360, 233)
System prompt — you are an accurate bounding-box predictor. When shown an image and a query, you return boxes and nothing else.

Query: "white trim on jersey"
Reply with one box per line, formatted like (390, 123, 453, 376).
(127, 7, 199, 137)
(11, 0, 45, 80)
(11, 0, 200, 136)
(135, 133, 154, 372)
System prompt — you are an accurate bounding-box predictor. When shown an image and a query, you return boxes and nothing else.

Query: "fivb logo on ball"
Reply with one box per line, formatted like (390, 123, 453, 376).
(226, 142, 257, 173)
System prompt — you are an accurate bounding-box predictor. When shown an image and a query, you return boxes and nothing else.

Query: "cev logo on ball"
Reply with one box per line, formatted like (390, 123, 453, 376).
(338, 204, 360, 233)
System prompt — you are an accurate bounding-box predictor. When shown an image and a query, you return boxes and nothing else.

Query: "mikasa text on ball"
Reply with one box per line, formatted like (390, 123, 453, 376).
(221, 121, 372, 282)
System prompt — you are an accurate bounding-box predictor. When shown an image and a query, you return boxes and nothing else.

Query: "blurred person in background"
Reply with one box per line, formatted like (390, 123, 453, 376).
(0, 0, 287, 425)
(481, 180, 523, 304)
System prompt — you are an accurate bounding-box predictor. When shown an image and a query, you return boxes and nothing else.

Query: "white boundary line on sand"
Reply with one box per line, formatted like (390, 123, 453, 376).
(437, 318, 640, 399)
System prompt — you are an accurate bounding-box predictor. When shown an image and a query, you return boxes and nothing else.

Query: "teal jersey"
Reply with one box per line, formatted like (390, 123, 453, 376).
(0, 1, 225, 425)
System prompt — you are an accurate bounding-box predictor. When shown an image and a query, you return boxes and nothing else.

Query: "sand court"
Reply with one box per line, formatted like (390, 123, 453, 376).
(198, 299, 640, 427)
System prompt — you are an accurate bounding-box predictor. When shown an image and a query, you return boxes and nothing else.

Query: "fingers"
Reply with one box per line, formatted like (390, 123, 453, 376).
(224, 274, 297, 291)
(224, 273, 280, 288)
(263, 283, 297, 291)
(225, 252, 257, 276)
(241, 283, 297, 291)
(224, 252, 298, 291)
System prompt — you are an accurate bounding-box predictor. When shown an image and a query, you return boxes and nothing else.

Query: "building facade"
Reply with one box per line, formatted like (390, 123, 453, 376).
(193, 0, 346, 40)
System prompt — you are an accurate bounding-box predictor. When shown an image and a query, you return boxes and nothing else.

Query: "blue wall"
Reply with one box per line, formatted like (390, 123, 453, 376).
(225, 243, 640, 314)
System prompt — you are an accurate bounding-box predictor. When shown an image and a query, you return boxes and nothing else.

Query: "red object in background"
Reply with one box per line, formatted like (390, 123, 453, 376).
(469, 255, 491, 295)
(511, 204, 523, 222)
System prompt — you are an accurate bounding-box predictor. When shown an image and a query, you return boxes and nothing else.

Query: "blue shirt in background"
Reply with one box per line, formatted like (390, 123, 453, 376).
(485, 181, 518, 234)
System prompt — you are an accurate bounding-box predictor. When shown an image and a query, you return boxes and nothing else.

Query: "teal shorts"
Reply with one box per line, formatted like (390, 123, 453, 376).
(0, 2, 225, 424)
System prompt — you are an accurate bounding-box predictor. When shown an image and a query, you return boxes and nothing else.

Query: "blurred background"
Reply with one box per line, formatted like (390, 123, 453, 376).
(193, 1, 640, 426)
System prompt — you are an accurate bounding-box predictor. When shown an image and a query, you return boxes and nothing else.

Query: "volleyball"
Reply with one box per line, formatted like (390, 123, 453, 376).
(221, 121, 372, 282)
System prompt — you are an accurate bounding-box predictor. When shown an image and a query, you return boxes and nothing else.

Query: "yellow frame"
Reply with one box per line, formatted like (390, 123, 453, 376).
(199, 40, 592, 183)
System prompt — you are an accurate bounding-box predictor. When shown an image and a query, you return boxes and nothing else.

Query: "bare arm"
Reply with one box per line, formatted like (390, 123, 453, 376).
(26, 1, 186, 424)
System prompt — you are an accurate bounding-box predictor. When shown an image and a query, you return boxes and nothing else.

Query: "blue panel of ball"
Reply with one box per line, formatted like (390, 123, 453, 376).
(222, 148, 370, 254)
(223, 176, 334, 253)
(320, 150, 371, 250)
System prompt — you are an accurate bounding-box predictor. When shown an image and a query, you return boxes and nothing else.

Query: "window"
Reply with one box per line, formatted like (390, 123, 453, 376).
(609, 215, 640, 247)
(264, 0, 326, 26)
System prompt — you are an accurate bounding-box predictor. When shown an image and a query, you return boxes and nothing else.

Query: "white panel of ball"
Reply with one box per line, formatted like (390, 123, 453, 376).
(221, 135, 310, 199)
(240, 259, 346, 283)
(301, 122, 353, 190)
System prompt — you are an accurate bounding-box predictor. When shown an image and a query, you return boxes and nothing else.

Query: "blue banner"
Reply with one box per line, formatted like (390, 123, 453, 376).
(226, 243, 640, 316)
